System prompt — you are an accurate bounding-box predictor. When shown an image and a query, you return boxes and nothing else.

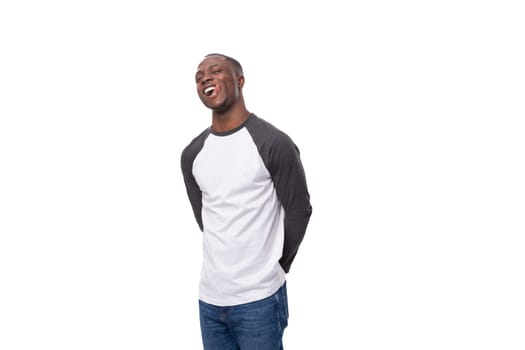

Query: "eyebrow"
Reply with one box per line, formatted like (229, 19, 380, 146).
(195, 63, 220, 79)
(196, 64, 221, 76)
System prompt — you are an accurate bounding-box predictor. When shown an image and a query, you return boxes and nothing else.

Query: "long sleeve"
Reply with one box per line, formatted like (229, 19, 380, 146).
(181, 158, 203, 231)
(269, 136, 312, 273)
(180, 128, 210, 232)
(246, 115, 312, 273)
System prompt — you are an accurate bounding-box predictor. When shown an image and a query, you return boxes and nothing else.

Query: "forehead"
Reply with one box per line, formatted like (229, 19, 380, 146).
(197, 55, 229, 71)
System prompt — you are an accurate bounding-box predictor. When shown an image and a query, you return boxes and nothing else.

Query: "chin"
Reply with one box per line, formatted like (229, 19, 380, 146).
(210, 103, 231, 113)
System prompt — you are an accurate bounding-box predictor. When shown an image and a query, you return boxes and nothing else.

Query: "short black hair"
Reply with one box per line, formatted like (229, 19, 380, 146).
(205, 53, 243, 75)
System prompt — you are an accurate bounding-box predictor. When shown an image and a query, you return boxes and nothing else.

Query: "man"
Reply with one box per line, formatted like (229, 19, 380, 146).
(181, 53, 312, 350)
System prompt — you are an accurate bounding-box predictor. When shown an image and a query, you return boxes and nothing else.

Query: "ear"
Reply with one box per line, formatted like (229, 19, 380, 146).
(237, 75, 245, 88)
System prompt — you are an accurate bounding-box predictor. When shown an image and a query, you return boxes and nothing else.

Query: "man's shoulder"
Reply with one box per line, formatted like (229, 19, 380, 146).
(181, 127, 210, 162)
(246, 114, 292, 144)
(246, 114, 288, 138)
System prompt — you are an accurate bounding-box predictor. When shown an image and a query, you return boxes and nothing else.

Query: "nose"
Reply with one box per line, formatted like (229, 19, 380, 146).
(201, 73, 213, 85)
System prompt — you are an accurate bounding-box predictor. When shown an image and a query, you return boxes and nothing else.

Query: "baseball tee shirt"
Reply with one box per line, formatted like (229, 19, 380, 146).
(181, 114, 312, 306)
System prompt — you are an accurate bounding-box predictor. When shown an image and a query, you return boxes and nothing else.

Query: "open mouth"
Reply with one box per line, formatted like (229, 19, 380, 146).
(203, 86, 216, 96)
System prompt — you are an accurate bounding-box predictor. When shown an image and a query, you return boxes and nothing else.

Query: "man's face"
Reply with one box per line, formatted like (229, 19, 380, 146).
(195, 55, 242, 112)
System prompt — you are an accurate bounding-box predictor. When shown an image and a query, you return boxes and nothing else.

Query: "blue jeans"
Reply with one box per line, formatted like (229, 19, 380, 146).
(199, 283, 289, 350)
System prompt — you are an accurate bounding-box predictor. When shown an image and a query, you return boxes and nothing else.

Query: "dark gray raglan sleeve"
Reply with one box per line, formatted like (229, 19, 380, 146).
(180, 129, 210, 232)
(246, 115, 312, 273)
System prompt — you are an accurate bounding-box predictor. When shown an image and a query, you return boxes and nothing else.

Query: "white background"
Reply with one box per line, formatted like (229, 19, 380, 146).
(1, 1, 524, 349)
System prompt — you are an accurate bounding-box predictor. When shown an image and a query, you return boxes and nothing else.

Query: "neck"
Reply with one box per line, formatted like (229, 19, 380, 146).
(211, 103, 250, 133)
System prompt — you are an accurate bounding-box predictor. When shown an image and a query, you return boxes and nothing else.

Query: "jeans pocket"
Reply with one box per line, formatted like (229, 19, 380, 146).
(275, 284, 288, 330)
(282, 284, 289, 321)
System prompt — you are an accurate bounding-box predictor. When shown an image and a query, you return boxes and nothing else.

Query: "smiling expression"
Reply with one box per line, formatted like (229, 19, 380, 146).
(195, 55, 244, 112)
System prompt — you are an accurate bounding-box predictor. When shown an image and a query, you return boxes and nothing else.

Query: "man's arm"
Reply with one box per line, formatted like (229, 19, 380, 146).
(245, 115, 312, 273)
(181, 130, 210, 232)
(269, 135, 312, 273)
(181, 160, 203, 231)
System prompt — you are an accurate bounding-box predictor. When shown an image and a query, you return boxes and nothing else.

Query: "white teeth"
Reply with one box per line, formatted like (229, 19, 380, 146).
(204, 86, 215, 96)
